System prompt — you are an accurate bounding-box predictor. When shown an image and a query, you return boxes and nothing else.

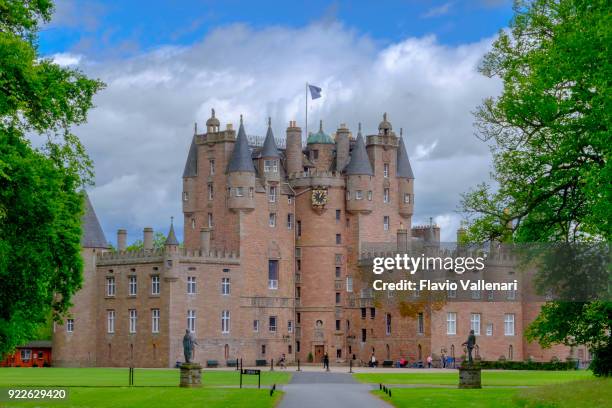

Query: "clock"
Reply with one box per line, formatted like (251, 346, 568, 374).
(311, 188, 328, 208)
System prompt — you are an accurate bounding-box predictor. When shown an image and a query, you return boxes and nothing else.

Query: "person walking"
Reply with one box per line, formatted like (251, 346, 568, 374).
(323, 352, 330, 371)
(441, 352, 446, 368)
(370, 352, 377, 368)
(279, 353, 286, 369)
(427, 355, 432, 368)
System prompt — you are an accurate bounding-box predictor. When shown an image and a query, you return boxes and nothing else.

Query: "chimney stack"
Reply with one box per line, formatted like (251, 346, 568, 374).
(200, 227, 211, 255)
(286, 120, 302, 176)
(117, 229, 127, 251)
(397, 223, 409, 253)
(143, 227, 153, 251)
(336, 123, 350, 172)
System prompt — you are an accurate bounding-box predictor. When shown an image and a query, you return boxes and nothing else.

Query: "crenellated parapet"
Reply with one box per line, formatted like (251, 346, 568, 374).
(289, 170, 345, 188)
(97, 247, 240, 266)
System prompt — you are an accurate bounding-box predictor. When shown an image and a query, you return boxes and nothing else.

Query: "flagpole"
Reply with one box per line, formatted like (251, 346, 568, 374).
(305, 82, 308, 140)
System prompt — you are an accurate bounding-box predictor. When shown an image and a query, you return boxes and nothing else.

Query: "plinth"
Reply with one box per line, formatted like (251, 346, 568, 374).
(180, 363, 202, 388)
(458, 364, 481, 389)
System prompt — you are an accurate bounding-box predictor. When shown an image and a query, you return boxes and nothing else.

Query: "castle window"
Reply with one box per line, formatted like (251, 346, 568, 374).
(384, 188, 390, 203)
(235, 187, 244, 197)
(221, 310, 230, 334)
(296, 259, 301, 271)
(296, 287, 301, 298)
(336, 209, 341, 221)
(187, 276, 196, 294)
(288, 320, 293, 333)
(383, 163, 389, 178)
(269, 316, 277, 332)
(311, 150, 319, 161)
(152, 309, 160, 333)
(361, 328, 366, 342)
(418, 312, 424, 334)
(370, 308, 376, 319)
(249, 187, 254, 198)
(269, 213, 276, 227)
(367, 191, 373, 201)
(404, 193, 411, 204)
(191, 218, 196, 230)
(296, 248, 301, 258)
(151, 275, 160, 295)
(183, 192, 189, 201)
(297, 313, 301, 323)
(106, 277, 116, 297)
(446, 312, 456, 335)
(128, 276, 137, 296)
(264, 160, 278, 173)
(209, 160, 215, 175)
(287, 213, 293, 229)
(262, 345, 266, 355)
(268, 186, 277, 202)
(385, 313, 392, 335)
(208, 213, 213, 227)
(129, 309, 137, 333)
(486, 323, 493, 336)
(296, 341, 301, 352)
(221, 277, 231, 295)
(471, 290, 481, 300)
(288, 345, 292, 354)
(187, 310, 196, 333)
(504, 314, 515, 336)
(107, 310, 115, 334)
(335, 234, 342, 244)
(355, 190, 363, 200)
(383, 216, 390, 231)
(67, 319, 74, 333)
(335, 254, 342, 264)
(346, 277, 353, 292)
(20, 349, 31, 362)
(297, 221, 302, 237)
(361, 308, 366, 319)
(208, 183, 213, 200)
(253, 320, 259, 332)
(507, 288, 517, 300)
(471, 313, 481, 335)
(335, 320, 341, 331)
(268, 260, 279, 289)
(336, 292, 341, 304)
(335, 266, 341, 278)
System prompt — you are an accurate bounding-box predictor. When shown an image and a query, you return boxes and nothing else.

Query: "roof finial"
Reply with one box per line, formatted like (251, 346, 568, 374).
(319, 119, 323, 132)
(171, 216, 174, 225)
(240, 114, 243, 124)
(383, 112, 388, 121)
(268, 116, 272, 127)
(194, 122, 197, 135)
(358, 122, 362, 133)
(400, 127, 403, 137)
(211, 108, 215, 118)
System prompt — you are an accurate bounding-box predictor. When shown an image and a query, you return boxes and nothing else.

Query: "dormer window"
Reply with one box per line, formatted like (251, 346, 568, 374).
(264, 160, 278, 173)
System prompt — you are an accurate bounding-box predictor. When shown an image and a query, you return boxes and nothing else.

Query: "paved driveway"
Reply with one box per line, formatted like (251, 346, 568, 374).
(279, 371, 390, 408)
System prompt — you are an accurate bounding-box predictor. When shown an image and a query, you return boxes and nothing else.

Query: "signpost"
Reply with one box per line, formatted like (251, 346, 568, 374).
(240, 368, 261, 389)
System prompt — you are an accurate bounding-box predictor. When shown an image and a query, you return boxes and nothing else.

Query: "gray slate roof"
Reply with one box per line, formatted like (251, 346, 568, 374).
(261, 119, 280, 158)
(82, 191, 109, 249)
(165, 221, 179, 246)
(182, 136, 198, 178)
(344, 128, 373, 176)
(396, 136, 414, 179)
(227, 117, 255, 173)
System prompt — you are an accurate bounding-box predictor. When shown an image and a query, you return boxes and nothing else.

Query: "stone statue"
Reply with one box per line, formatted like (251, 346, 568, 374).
(183, 329, 197, 363)
(462, 329, 477, 364)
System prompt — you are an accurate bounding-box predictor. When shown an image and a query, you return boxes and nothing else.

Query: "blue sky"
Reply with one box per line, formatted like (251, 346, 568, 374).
(38, 1, 513, 244)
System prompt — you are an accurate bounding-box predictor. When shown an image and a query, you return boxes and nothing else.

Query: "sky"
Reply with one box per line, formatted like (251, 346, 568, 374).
(39, 0, 514, 244)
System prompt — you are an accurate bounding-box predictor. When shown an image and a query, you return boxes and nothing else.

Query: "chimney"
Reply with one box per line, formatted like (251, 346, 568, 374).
(143, 227, 153, 251)
(117, 229, 127, 251)
(286, 120, 302, 176)
(456, 227, 466, 244)
(336, 123, 350, 172)
(200, 227, 211, 254)
(397, 223, 408, 253)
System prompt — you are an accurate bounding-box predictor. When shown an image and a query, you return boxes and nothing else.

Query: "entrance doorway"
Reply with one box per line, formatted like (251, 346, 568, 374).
(314, 345, 325, 363)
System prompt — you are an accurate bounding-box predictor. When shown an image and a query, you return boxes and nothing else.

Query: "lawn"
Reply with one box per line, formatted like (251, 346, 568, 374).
(373, 378, 611, 408)
(0, 367, 290, 387)
(355, 370, 591, 386)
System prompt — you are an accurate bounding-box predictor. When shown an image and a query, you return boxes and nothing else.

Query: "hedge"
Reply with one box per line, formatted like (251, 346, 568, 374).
(477, 360, 577, 370)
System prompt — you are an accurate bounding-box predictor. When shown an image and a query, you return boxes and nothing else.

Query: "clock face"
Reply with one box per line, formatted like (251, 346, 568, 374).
(311, 189, 328, 207)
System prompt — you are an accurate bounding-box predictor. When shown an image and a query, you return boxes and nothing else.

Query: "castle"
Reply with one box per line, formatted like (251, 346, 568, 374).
(52, 111, 587, 367)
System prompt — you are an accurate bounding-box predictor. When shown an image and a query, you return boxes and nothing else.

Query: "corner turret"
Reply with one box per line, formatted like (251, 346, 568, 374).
(260, 117, 280, 182)
(345, 124, 373, 214)
(397, 128, 414, 219)
(227, 115, 256, 211)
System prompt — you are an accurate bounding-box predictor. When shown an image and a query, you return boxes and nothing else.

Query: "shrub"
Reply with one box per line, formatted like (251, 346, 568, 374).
(478, 360, 576, 370)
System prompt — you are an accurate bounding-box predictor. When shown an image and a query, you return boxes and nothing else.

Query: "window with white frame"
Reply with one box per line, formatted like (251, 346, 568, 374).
(253, 320, 259, 332)
(208, 213, 213, 227)
(383, 216, 390, 231)
(471, 290, 481, 300)
(367, 191, 372, 201)
(269, 213, 276, 227)
(288, 320, 293, 333)
(384, 188, 390, 203)
(507, 288, 517, 300)
(183, 191, 189, 201)
(268, 260, 279, 289)
(221, 310, 230, 334)
(67, 318, 74, 333)
(151, 275, 160, 295)
(107, 310, 115, 333)
(504, 313, 515, 336)
(355, 190, 363, 200)
(346, 276, 353, 292)
(128, 276, 137, 296)
(269, 316, 277, 332)
(209, 159, 215, 175)
(383, 163, 389, 178)
(264, 159, 278, 173)
(187, 310, 196, 333)
(486, 323, 493, 336)
(470, 313, 481, 335)
(152, 309, 160, 333)
(235, 187, 244, 197)
(187, 276, 196, 294)
(129, 309, 137, 333)
(287, 214, 293, 229)
(221, 277, 230, 295)
(268, 185, 277, 202)
(208, 183, 214, 200)
(404, 193, 411, 203)
(106, 277, 115, 297)
(20, 349, 31, 361)
(446, 312, 457, 335)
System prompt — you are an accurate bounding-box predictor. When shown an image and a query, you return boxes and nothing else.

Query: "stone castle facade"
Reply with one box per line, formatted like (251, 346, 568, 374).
(52, 111, 586, 367)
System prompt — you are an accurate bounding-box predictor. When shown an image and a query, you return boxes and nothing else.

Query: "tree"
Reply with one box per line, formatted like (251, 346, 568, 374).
(0, 1, 104, 356)
(124, 232, 168, 252)
(461, 0, 611, 375)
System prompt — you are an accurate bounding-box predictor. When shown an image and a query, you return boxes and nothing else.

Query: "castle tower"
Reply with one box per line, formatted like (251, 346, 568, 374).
(397, 128, 415, 219)
(306, 120, 335, 172)
(335, 123, 350, 172)
(260, 117, 281, 183)
(206, 108, 220, 133)
(164, 217, 179, 254)
(227, 115, 256, 211)
(345, 124, 373, 214)
(285, 120, 302, 177)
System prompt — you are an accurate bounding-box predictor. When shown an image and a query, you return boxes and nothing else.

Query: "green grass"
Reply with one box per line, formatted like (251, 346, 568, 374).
(355, 370, 591, 386)
(372, 378, 612, 408)
(0, 368, 290, 388)
(2, 387, 282, 408)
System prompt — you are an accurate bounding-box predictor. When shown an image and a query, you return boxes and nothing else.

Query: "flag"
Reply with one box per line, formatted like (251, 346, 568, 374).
(308, 84, 322, 100)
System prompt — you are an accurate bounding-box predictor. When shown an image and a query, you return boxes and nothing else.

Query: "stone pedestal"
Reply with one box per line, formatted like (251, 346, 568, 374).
(458, 365, 482, 389)
(180, 363, 202, 388)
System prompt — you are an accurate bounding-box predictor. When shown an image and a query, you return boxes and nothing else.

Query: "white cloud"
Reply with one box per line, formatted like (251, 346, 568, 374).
(421, 2, 454, 18)
(51, 52, 82, 66)
(59, 21, 500, 244)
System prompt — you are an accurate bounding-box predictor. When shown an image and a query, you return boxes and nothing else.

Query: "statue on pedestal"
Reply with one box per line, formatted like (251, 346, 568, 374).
(183, 329, 198, 364)
(462, 329, 477, 364)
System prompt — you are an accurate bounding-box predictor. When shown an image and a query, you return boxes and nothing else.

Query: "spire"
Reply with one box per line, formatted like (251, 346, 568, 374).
(81, 191, 109, 249)
(319, 119, 323, 132)
(227, 115, 255, 173)
(261, 116, 280, 158)
(396, 130, 414, 179)
(344, 123, 374, 176)
(182, 136, 198, 177)
(165, 217, 179, 246)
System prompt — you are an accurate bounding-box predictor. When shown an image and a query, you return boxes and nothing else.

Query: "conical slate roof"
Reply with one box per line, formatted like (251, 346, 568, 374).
(227, 115, 255, 173)
(182, 136, 198, 177)
(261, 117, 280, 158)
(165, 219, 179, 246)
(396, 133, 414, 179)
(344, 124, 373, 176)
(81, 191, 109, 249)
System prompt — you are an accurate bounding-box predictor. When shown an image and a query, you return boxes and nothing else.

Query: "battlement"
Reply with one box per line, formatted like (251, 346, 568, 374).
(97, 247, 240, 266)
(412, 224, 440, 230)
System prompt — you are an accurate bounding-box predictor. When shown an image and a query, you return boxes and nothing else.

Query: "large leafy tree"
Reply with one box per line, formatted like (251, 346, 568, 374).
(0, 1, 104, 355)
(461, 0, 611, 375)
